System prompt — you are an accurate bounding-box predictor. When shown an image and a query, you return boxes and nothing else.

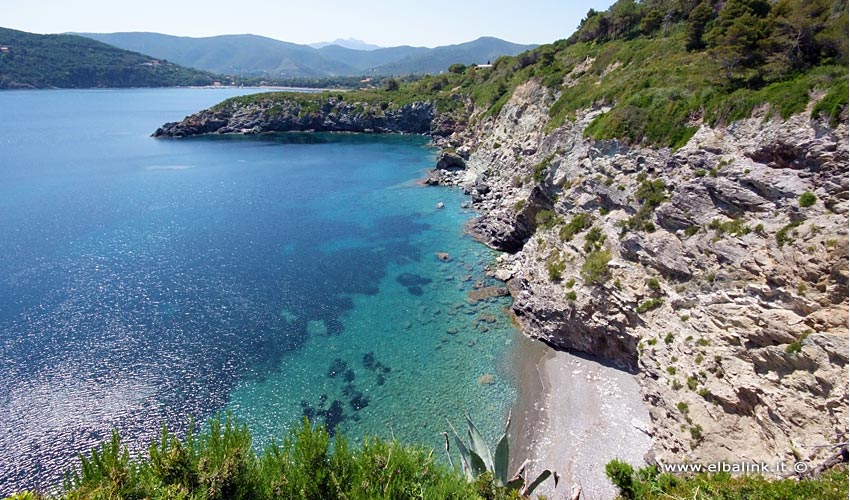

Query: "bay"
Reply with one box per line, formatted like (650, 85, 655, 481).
(0, 89, 519, 494)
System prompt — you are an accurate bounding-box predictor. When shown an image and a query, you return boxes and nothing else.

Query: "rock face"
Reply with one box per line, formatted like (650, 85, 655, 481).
(154, 97, 439, 137)
(434, 79, 849, 473)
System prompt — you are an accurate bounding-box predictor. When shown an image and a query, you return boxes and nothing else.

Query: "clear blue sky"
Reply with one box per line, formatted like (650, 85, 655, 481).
(5, 0, 616, 47)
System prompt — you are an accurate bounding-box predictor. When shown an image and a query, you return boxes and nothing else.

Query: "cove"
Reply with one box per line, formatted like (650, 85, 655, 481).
(0, 89, 520, 495)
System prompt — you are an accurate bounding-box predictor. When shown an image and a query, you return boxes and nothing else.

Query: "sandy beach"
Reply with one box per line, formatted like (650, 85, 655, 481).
(510, 337, 652, 500)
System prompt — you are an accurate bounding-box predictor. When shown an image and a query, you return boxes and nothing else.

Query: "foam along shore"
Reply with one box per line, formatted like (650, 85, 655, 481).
(510, 338, 652, 500)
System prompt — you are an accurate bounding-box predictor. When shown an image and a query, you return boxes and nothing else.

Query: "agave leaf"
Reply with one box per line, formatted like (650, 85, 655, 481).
(465, 414, 494, 472)
(506, 458, 530, 491)
(506, 477, 525, 491)
(447, 420, 473, 481)
(468, 448, 488, 478)
(494, 410, 512, 485)
(521, 469, 557, 496)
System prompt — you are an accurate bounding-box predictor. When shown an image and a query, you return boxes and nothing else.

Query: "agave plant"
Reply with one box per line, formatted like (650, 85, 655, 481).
(442, 411, 558, 497)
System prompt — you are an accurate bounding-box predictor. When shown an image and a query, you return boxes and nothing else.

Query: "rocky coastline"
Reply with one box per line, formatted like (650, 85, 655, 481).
(429, 79, 849, 476)
(153, 96, 441, 137)
(154, 81, 849, 482)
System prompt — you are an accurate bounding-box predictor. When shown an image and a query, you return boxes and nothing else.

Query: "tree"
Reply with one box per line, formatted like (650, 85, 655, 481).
(384, 78, 399, 91)
(685, 1, 714, 51)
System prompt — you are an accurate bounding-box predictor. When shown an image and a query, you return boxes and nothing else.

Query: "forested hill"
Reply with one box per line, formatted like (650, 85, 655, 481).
(0, 27, 219, 89)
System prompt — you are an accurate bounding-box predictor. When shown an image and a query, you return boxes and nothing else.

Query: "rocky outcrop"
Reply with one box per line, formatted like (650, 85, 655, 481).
(432, 78, 849, 474)
(154, 96, 440, 137)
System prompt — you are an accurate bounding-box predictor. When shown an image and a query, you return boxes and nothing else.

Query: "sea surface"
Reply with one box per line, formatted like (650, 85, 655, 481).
(0, 89, 520, 494)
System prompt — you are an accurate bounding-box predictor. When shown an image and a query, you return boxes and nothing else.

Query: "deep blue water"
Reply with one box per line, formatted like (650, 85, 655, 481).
(0, 89, 520, 494)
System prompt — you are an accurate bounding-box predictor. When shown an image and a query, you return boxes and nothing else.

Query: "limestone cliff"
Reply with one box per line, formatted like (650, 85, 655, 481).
(429, 78, 848, 473)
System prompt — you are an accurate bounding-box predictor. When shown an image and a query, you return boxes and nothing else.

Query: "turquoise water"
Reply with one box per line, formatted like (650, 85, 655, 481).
(0, 89, 519, 494)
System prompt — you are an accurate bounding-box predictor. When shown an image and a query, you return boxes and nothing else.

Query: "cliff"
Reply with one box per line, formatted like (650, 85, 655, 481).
(429, 76, 848, 473)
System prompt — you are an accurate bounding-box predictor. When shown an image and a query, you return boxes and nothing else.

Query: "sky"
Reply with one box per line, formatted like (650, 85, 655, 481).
(4, 0, 616, 47)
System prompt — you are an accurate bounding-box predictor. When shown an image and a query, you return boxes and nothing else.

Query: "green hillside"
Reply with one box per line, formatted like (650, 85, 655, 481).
(0, 27, 219, 89)
(215, 0, 846, 147)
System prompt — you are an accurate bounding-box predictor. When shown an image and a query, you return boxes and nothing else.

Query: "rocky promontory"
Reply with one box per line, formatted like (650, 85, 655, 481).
(153, 93, 442, 137)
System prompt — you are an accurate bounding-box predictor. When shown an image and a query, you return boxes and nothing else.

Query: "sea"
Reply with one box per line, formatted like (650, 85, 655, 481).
(0, 88, 522, 494)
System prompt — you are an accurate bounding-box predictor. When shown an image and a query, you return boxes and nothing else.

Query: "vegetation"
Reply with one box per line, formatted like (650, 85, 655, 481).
(0, 27, 217, 89)
(184, 0, 845, 148)
(9, 415, 517, 500)
(559, 213, 593, 241)
(546, 252, 567, 282)
(636, 298, 664, 313)
(581, 249, 612, 284)
(799, 191, 818, 208)
(708, 217, 752, 237)
(606, 460, 848, 500)
(786, 330, 811, 353)
(443, 413, 557, 497)
(776, 219, 804, 247)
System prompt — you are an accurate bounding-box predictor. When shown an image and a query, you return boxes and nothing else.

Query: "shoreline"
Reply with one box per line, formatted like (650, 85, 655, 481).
(509, 336, 653, 500)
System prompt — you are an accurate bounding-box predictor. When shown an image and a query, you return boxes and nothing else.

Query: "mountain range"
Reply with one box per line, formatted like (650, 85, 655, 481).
(76, 32, 537, 78)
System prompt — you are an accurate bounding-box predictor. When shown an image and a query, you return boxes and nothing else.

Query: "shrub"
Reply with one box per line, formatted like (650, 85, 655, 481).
(786, 331, 811, 354)
(646, 278, 660, 291)
(605, 460, 639, 500)
(560, 212, 593, 241)
(583, 226, 606, 253)
(566, 290, 577, 301)
(533, 154, 556, 183)
(535, 209, 561, 229)
(636, 298, 663, 313)
(581, 249, 611, 284)
(546, 254, 567, 282)
(664, 332, 675, 344)
(776, 220, 804, 247)
(799, 191, 817, 208)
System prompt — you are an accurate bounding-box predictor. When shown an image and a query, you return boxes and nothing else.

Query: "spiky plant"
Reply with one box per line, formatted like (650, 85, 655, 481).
(442, 411, 558, 497)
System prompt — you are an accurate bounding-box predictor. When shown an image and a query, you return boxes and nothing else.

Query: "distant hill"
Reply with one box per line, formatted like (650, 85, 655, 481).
(370, 37, 537, 75)
(0, 27, 218, 89)
(309, 38, 382, 51)
(77, 32, 537, 77)
(78, 32, 355, 78)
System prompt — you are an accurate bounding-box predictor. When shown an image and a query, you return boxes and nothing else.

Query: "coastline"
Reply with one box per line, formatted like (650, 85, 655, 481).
(510, 336, 652, 500)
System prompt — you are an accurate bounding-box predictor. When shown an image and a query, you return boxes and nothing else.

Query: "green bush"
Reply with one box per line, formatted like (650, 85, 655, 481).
(636, 298, 663, 313)
(799, 191, 817, 208)
(559, 213, 593, 241)
(776, 220, 804, 247)
(583, 226, 607, 253)
(581, 249, 611, 284)
(535, 209, 561, 229)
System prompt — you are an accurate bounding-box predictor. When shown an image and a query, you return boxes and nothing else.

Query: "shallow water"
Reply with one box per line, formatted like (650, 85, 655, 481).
(0, 89, 519, 494)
